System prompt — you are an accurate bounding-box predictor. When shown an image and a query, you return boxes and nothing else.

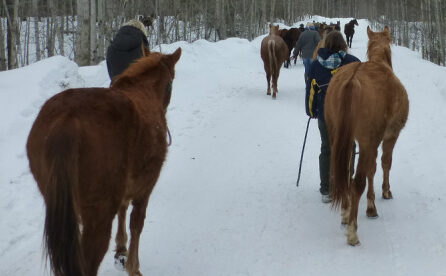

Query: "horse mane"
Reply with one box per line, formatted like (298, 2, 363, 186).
(112, 53, 164, 88)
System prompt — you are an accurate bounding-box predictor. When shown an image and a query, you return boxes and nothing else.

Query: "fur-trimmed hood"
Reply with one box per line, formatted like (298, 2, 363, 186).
(124, 19, 148, 37)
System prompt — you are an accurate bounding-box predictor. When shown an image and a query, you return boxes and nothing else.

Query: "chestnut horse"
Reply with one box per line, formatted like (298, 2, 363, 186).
(260, 24, 289, 99)
(325, 26, 409, 245)
(344, 19, 358, 48)
(26, 48, 182, 276)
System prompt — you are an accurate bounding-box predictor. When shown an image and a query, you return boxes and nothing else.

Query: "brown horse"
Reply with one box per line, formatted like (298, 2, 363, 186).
(325, 26, 409, 245)
(283, 27, 301, 68)
(344, 19, 359, 48)
(26, 48, 182, 276)
(260, 24, 289, 99)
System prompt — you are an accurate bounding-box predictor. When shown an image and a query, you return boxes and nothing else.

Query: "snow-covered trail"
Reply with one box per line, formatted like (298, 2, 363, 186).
(1, 16, 446, 276)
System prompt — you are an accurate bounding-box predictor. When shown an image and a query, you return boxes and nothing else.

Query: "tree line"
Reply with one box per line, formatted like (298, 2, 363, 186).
(0, 0, 444, 71)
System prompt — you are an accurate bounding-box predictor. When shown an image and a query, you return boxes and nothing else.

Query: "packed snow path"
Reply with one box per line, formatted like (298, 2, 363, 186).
(1, 17, 446, 276)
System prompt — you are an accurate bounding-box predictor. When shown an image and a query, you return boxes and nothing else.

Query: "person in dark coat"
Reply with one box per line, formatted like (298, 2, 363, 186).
(293, 23, 321, 82)
(305, 30, 360, 203)
(106, 19, 150, 84)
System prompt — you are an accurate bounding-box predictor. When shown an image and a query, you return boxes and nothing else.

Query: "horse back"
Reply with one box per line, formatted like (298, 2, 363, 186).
(328, 62, 408, 137)
(27, 87, 167, 202)
(261, 35, 288, 64)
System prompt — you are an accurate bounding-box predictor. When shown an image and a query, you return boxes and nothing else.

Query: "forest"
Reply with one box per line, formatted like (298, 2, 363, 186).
(0, 0, 444, 70)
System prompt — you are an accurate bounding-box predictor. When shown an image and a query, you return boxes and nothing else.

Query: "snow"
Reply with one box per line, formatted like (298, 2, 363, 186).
(1, 17, 446, 276)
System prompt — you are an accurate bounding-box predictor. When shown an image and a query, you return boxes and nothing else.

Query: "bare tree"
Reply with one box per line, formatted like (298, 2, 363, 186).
(0, 16, 7, 70)
(76, 0, 90, 65)
(4, 0, 19, 69)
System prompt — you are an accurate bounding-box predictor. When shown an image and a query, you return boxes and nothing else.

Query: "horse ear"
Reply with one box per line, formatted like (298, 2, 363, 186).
(367, 26, 373, 38)
(167, 48, 182, 66)
(384, 26, 390, 33)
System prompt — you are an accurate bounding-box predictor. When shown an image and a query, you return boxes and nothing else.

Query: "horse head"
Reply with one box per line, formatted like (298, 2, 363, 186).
(113, 48, 182, 110)
(269, 24, 280, 36)
(367, 26, 392, 68)
(352, 19, 359, 26)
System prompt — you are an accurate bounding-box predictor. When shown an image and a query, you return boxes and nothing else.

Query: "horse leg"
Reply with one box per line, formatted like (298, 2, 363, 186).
(341, 194, 351, 225)
(114, 200, 130, 269)
(366, 147, 379, 218)
(341, 143, 356, 225)
(381, 134, 399, 199)
(347, 146, 370, 246)
(272, 69, 280, 99)
(266, 72, 271, 96)
(126, 195, 150, 276)
(81, 211, 114, 276)
(264, 64, 271, 96)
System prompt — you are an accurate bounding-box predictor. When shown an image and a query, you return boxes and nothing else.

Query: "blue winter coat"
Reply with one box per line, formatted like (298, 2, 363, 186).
(305, 48, 360, 120)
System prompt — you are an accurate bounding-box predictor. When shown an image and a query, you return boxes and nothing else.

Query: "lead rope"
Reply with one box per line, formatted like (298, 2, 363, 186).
(296, 117, 311, 187)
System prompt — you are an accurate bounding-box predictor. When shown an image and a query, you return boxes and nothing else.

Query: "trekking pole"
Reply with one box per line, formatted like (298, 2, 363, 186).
(296, 117, 311, 187)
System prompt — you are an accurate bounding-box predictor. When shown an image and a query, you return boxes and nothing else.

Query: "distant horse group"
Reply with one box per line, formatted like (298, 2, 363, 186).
(344, 19, 359, 48)
(325, 26, 408, 245)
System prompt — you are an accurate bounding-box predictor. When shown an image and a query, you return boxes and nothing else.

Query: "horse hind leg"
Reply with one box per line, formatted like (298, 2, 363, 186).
(114, 200, 130, 270)
(265, 70, 271, 96)
(381, 132, 400, 199)
(126, 195, 150, 276)
(81, 211, 114, 276)
(346, 146, 373, 245)
(272, 67, 281, 99)
(366, 148, 379, 218)
(341, 195, 351, 225)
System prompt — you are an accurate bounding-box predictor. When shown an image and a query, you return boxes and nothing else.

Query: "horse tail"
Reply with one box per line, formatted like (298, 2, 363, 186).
(330, 62, 362, 208)
(43, 118, 85, 276)
(268, 39, 277, 77)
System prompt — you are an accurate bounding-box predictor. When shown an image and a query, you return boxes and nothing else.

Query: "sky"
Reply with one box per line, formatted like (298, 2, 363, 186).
(1, 16, 446, 276)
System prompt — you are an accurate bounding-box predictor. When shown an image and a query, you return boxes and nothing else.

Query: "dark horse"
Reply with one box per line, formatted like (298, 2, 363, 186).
(325, 26, 409, 245)
(260, 24, 289, 99)
(344, 19, 359, 48)
(26, 48, 182, 276)
(283, 28, 301, 68)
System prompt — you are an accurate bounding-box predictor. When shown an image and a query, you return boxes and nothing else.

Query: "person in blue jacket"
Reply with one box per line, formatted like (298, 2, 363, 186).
(305, 30, 360, 203)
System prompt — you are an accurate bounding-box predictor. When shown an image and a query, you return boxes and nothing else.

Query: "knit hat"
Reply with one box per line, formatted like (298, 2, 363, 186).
(306, 22, 315, 30)
(124, 19, 148, 37)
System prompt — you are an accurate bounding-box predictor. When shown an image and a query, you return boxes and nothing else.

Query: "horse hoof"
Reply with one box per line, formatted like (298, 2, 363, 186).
(114, 255, 127, 271)
(382, 191, 393, 199)
(348, 239, 361, 246)
(366, 212, 379, 219)
(366, 208, 379, 218)
(272, 95, 276, 99)
(267, 92, 271, 96)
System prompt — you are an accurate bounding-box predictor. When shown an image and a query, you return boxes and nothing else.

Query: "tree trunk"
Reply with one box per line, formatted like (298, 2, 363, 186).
(33, 0, 41, 61)
(90, 0, 97, 64)
(97, 0, 106, 62)
(4, 0, 19, 69)
(76, 0, 90, 65)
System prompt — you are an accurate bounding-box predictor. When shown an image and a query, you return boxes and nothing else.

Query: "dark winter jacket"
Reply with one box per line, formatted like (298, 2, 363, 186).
(293, 29, 321, 59)
(106, 25, 149, 83)
(305, 48, 360, 120)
